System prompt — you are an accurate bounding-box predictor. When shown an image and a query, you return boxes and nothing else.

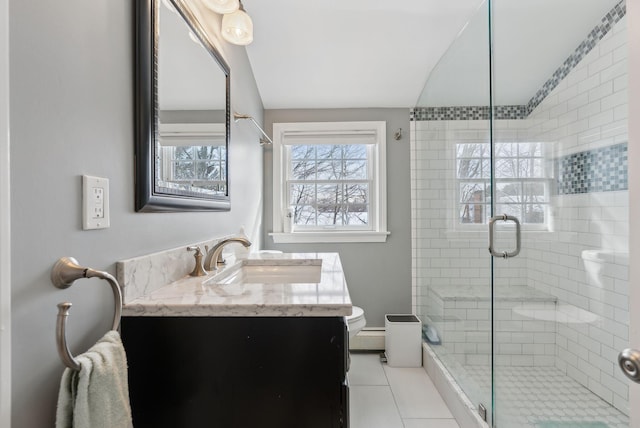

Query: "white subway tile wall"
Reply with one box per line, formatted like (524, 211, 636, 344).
(411, 13, 629, 420)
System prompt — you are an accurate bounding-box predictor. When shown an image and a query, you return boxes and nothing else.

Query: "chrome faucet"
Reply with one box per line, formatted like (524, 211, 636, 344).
(203, 236, 252, 271)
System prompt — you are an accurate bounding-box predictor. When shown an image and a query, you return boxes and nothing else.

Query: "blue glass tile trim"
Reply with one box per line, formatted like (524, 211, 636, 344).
(556, 143, 628, 195)
(410, 105, 527, 121)
(495, 105, 529, 120)
(411, 106, 489, 121)
(411, 0, 626, 122)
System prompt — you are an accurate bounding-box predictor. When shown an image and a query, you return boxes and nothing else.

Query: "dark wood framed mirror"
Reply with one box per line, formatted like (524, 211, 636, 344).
(135, 0, 231, 212)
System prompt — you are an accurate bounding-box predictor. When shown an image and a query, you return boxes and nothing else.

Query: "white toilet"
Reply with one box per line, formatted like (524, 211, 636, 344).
(346, 306, 366, 338)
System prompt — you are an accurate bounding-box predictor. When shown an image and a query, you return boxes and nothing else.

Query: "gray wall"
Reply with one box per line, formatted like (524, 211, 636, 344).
(263, 109, 412, 327)
(9, 0, 264, 426)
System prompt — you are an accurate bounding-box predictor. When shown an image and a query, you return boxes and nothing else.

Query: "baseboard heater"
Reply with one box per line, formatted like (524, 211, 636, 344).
(349, 328, 385, 351)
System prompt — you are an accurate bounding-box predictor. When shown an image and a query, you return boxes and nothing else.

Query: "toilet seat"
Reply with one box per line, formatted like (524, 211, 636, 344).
(346, 306, 366, 338)
(347, 306, 364, 322)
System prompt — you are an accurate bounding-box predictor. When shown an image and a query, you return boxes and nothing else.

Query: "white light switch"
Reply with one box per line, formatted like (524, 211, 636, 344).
(83, 175, 110, 230)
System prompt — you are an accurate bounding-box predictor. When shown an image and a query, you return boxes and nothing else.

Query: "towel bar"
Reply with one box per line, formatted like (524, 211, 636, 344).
(51, 257, 123, 371)
(233, 112, 273, 145)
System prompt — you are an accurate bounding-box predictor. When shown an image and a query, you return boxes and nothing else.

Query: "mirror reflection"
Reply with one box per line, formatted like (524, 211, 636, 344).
(135, 0, 230, 212)
(157, 1, 228, 197)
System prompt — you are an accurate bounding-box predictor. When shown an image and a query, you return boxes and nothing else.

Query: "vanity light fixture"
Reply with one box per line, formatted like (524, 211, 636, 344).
(234, 112, 273, 146)
(221, 0, 253, 45)
(202, 0, 239, 14)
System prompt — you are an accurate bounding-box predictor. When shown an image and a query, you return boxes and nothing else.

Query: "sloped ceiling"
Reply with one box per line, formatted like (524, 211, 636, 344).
(242, 0, 622, 109)
(418, 0, 622, 107)
(243, 0, 485, 109)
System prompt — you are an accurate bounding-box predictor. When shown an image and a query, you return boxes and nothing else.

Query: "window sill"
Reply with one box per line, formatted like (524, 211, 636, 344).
(269, 231, 390, 244)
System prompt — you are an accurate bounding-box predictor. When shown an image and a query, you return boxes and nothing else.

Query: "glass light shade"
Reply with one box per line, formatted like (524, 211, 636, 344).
(221, 8, 253, 45)
(202, 0, 239, 14)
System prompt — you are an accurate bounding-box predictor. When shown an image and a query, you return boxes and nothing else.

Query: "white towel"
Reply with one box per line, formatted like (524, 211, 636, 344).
(56, 330, 133, 428)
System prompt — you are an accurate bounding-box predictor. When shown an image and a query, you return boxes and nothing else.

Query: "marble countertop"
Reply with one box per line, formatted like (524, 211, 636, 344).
(122, 252, 352, 317)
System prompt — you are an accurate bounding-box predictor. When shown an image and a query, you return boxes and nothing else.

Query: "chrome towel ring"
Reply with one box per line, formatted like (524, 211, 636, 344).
(51, 257, 123, 371)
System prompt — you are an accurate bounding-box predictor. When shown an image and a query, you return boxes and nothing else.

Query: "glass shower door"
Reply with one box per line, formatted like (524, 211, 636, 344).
(489, 0, 630, 426)
(412, 0, 495, 422)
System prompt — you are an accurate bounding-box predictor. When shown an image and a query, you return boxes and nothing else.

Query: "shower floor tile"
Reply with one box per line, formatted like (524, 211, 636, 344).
(462, 364, 629, 428)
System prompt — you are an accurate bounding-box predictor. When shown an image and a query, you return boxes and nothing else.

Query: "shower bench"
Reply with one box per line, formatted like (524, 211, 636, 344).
(426, 284, 558, 367)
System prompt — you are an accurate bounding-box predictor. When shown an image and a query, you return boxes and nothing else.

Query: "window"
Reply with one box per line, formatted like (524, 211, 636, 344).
(159, 145, 226, 191)
(158, 123, 226, 193)
(457, 142, 550, 227)
(271, 121, 389, 243)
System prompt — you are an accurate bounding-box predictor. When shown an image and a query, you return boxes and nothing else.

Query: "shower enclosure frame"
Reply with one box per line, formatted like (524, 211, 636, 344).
(412, 0, 638, 426)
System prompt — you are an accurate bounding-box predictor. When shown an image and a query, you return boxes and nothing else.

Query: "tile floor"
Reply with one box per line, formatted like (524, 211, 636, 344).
(349, 349, 630, 428)
(348, 351, 460, 428)
(464, 365, 629, 428)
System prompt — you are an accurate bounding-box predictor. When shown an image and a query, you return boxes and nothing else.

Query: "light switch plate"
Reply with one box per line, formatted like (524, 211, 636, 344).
(82, 175, 110, 230)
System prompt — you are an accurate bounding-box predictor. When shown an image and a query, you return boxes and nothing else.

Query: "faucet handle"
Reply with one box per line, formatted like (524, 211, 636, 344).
(186, 246, 207, 277)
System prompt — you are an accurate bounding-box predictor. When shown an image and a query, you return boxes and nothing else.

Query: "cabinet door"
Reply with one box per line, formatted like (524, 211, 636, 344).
(122, 316, 347, 428)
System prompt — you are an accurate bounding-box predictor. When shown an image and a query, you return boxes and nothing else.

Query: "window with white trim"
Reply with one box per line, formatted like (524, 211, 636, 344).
(158, 123, 226, 194)
(456, 141, 550, 228)
(271, 121, 389, 243)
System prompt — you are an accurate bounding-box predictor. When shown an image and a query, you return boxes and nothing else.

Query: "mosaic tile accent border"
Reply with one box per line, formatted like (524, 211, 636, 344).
(410, 105, 527, 121)
(411, 106, 489, 121)
(411, 0, 626, 121)
(556, 143, 627, 195)
(495, 105, 528, 120)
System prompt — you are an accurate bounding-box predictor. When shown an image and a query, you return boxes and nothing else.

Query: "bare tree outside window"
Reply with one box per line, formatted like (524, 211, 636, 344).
(457, 142, 548, 225)
(287, 144, 370, 227)
(164, 145, 227, 192)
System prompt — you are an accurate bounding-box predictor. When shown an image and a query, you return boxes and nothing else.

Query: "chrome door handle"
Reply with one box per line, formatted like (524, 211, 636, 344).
(488, 214, 521, 258)
(618, 348, 640, 383)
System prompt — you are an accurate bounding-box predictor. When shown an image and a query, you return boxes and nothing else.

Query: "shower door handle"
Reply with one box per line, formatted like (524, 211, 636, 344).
(618, 348, 640, 383)
(488, 214, 521, 258)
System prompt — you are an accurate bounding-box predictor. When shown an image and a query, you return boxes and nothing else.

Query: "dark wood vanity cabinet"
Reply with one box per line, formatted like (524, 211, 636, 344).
(121, 316, 349, 428)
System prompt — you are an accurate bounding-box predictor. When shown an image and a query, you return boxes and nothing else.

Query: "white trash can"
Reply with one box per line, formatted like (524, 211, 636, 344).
(385, 314, 422, 367)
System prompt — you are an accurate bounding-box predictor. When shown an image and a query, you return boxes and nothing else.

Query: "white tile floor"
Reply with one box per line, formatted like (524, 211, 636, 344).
(349, 352, 460, 428)
(464, 364, 629, 428)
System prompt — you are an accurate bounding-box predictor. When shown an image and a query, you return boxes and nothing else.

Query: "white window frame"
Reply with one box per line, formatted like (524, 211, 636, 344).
(157, 122, 227, 192)
(270, 121, 389, 243)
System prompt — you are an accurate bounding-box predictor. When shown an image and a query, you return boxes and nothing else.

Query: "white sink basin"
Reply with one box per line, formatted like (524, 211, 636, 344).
(206, 260, 322, 285)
